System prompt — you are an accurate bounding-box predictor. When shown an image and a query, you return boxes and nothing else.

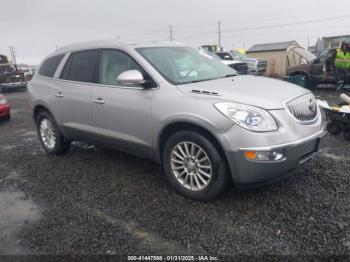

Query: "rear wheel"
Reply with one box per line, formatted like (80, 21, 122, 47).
(36, 111, 70, 155)
(163, 131, 229, 201)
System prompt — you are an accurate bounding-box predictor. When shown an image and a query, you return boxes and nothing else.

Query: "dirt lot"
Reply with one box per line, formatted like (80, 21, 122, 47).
(0, 88, 350, 257)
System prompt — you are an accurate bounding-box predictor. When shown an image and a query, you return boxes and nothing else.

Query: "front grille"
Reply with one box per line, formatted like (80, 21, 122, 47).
(231, 63, 247, 74)
(286, 93, 318, 123)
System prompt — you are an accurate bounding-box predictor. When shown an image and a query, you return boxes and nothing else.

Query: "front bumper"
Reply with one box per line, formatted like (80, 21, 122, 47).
(225, 129, 326, 187)
(248, 67, 266, 75)
(0, 104, 10, 118)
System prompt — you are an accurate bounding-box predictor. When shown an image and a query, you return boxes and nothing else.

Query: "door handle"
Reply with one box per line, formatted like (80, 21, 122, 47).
(93, 98, 105, 104)
(54, 92, 64, 98)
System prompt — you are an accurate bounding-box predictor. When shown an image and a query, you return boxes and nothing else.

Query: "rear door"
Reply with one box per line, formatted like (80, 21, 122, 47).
(53, 50, 99, 138)
(91, 49, 155, 156)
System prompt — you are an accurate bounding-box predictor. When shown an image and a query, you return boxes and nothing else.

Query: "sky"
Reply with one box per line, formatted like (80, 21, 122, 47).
(1, 0, 350, 65)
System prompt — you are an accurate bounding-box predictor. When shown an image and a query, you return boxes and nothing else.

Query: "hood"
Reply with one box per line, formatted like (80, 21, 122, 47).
(221, 60, 245, 65)
(177, 75, 309, 110)
(244, 57, 260, 63)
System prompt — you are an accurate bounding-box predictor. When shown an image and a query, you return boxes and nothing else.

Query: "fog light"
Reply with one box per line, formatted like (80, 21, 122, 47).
(244, 150, 284, 161)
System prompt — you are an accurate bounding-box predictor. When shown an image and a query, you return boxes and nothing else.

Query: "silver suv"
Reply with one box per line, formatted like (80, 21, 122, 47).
(28, 41, 326, 201)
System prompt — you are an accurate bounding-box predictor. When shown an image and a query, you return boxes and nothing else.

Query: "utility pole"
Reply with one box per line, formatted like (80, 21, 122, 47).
(218, 21, 221, 50)
(9, 46, 17, 64)
(169, 25, 173, 41)
(307, 37, 310, 50)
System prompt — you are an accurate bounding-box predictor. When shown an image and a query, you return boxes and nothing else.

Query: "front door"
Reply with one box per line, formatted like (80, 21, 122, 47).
(91, 49, 155, 157)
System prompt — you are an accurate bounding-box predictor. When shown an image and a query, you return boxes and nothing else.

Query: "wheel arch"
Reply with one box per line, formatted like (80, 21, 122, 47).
(33, 104, 54, 123)
(156, 121, 233, 183)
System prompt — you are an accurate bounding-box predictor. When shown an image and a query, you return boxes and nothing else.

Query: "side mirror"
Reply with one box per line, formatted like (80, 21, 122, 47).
(116, 70, 145, 86)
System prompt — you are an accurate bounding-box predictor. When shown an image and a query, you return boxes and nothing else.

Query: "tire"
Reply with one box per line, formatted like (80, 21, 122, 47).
(163, 131, 229, 201)
(5, 114, 10, 121)
(36, 111, 70, 155)
(327, 121, 343, 135)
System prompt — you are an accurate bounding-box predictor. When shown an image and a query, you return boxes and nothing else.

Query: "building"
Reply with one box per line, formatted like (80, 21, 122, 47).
(246, 40, 314, 77)
(315, 34, 350, 56)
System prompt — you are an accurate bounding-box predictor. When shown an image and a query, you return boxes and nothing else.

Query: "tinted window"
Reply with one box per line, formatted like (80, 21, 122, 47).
(61, 50, 99, 83)
(98, 50, 145, 86)
(39, 54, 64, 77)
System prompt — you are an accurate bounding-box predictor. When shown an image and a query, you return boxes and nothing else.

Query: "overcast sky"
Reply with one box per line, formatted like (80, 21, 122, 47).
(1, 0, 350, 65)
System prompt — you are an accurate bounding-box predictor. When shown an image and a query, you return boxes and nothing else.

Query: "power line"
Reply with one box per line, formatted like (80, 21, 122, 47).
(222, 14, 350, 34)
(169, 13, 350, 41)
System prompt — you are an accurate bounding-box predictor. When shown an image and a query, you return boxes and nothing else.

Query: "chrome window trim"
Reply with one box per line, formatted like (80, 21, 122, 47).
(50, 47, 160, 90)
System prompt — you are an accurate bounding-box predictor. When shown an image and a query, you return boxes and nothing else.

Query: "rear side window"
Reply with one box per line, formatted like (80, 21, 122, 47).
(38, 54, 64, 77)
(60, 50, 99, 83)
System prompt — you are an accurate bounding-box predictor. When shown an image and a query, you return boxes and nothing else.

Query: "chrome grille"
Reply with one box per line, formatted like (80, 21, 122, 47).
(257, 60, 267, 68)
(231, 63, 247, 74)
(286, 93, 318, 123)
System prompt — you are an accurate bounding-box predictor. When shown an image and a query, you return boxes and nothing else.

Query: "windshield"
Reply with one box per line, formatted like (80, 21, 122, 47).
(230, 51, 247, 60)
(137, 47, 237, 85)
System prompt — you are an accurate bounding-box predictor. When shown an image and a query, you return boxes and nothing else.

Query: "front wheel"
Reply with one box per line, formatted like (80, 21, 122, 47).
(36, 111, 70, 155)
(163, 131, 229, 201)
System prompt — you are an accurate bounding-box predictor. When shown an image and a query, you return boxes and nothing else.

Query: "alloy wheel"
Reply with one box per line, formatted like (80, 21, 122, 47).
(40, 118, 56, 149)
(170, 141, 212, 191)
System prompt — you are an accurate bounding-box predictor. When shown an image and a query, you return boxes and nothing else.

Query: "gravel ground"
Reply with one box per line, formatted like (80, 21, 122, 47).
(0, 88, 350, 257)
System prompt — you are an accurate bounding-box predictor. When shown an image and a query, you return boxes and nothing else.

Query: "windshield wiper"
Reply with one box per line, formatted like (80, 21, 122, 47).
(189, 77, 220, 83)
(224, 74, 238, 78)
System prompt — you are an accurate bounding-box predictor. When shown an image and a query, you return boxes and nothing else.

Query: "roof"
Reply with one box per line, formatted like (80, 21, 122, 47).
(246, 41, 297, 53)
(53, 40, 187, 56)
(322, 34, 350, 40)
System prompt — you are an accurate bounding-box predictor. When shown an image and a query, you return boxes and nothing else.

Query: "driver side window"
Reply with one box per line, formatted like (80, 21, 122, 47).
(98, 50, 147, 86)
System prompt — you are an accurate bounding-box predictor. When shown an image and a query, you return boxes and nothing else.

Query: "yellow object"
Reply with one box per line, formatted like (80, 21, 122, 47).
(331, 107, 340, 112)
(235, 48, 246, 55)
(335, 48, 350, 69)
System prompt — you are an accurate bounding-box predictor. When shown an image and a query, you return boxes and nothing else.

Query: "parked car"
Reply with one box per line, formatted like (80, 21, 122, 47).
(0, 94, 10, 120)
(0, 63, 27, 92)
(215, 51, 248, 75)
(230, 50, 267, 75)
(287, 48, 349, 89)
(201, 51, 245, 73)
(29, 41, 326, 201)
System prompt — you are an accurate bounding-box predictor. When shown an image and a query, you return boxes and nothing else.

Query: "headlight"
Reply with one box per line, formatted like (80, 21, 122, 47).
(0, 98, 7, 105)
(214, 102, 278, 132)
